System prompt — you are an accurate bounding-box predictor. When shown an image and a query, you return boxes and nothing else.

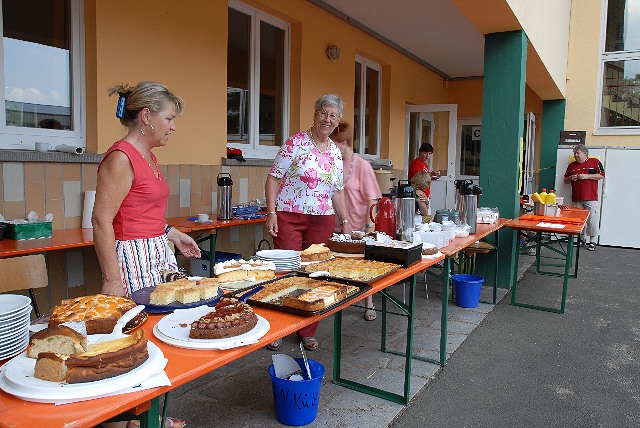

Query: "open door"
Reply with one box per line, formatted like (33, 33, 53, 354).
(405, 104, 458, 212)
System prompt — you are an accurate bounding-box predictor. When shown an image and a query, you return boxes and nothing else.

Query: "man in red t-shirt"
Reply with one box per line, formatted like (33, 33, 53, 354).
(564, 144, 605, 251)
(408, 143, 439, 199)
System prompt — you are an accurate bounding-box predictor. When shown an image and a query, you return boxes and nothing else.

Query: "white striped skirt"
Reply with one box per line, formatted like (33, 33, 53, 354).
(115, 234, 178, 297)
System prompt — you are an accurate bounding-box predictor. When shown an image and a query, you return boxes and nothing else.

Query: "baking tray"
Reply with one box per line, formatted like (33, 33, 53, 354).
(298, 261, 400, 285)
(229, 272, 372, 316)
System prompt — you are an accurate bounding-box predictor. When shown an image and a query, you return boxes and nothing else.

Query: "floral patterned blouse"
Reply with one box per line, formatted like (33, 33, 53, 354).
(269, 131, 344, 215)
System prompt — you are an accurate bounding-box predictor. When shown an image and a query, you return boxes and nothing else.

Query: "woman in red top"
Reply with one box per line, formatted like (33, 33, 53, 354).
(93, 81, 201, 297)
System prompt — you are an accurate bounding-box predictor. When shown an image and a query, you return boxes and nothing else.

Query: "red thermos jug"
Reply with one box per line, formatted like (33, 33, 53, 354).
(370, 197, 396, 237)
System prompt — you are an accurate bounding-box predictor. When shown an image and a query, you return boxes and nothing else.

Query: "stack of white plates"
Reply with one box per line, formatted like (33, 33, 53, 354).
(0, 295, 32, 360)
(255, 249, 301, 273)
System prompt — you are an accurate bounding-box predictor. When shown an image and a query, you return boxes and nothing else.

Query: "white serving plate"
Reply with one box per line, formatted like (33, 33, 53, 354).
(0, 314, 31, 334)
(256, 249, 300, 259)
(0, 295, 31, 316)
(0, 337, 29, 360)
(154, 306, 269, 350)
(0, 305, 32, 322)
(0, 331, 29, 351)
(1, 340, 165, 403)
(0, 325, 29, 342)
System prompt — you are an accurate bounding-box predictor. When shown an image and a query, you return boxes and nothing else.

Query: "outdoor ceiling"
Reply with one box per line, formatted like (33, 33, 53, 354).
(316, 0, 486, 79)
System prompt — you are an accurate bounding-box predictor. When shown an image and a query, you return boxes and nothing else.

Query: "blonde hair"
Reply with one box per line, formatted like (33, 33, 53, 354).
(108, 81, 184, 127)
(410, 170, 431, 191)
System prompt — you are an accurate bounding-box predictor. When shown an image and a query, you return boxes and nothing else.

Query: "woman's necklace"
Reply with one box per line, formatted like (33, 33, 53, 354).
(343, 154, 355, 186)
(308, 129, 329, 153)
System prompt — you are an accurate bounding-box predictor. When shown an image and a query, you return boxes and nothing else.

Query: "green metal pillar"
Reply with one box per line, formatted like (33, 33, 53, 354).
(478, 30, 527, 289)
(539, 99, 566, 190)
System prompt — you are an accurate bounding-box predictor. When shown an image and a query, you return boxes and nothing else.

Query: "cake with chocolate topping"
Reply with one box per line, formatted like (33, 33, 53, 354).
(189, 298, 258, 339)
(326, 231, 392, 254)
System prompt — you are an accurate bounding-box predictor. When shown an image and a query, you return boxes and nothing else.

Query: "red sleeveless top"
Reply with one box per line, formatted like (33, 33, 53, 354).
(99, 140, 169, 240)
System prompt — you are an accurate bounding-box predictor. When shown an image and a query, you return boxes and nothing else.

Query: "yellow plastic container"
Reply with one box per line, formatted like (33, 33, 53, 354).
(546, 190, 556, 204)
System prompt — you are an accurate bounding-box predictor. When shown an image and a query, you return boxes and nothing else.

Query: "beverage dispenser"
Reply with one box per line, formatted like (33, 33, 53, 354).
(217, 173, 233, 220)
(458, 182, 482, 234)
(395, 180, 416, 241)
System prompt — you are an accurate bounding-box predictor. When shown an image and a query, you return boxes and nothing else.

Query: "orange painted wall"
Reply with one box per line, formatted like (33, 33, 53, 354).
(89, 0, 448, 168)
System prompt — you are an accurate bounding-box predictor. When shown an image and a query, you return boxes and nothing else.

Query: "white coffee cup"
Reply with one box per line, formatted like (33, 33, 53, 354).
(197, 213, 210, 222)
(35, 142, 51, 153)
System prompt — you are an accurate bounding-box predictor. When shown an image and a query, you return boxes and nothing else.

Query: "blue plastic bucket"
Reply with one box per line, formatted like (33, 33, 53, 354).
(452, 274, 484, 308)
(268, 358, 325, 426)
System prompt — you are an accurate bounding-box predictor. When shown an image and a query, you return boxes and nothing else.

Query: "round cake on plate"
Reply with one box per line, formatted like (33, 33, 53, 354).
(188, 298, 258, 339)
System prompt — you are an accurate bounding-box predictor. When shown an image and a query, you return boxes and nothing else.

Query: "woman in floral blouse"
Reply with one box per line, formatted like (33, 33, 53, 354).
(265, 94, 351, 351)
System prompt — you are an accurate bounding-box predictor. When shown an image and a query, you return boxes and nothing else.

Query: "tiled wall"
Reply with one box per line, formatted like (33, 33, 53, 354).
(0, 160, 272, 313)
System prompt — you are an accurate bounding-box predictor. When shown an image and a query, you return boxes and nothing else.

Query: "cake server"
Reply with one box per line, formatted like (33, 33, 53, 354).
(93, 305, 145, 342)
(299, 341, 312, 380)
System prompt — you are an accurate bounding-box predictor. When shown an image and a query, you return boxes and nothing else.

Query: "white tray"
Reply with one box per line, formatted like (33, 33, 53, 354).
(154, 306, 269, 350)
(1, 340, 165, 403)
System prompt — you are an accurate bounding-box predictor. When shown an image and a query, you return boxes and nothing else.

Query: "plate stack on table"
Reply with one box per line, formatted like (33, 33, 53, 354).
(255, 249, 301, 273)
(0, 295, 32, 360)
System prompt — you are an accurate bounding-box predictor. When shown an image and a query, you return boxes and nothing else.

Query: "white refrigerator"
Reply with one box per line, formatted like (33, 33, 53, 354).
(554, 146, 640, 248)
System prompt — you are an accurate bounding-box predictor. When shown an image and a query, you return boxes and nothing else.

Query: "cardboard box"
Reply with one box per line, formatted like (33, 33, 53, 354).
(1, 222, 52, 240)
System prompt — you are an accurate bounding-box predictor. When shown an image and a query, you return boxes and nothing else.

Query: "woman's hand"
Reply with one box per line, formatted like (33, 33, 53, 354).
(169, 228, 201, 258)
(266, 212, 278, 237)
(101, 279, 126, 297)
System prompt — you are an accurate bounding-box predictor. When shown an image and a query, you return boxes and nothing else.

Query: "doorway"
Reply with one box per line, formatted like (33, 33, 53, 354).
(405, 104, 457, 212)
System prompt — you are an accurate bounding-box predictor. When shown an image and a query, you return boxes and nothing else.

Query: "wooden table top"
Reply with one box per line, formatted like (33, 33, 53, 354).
(0, 215, 267, 259)
(506, 208, 589, 235)
(0, 228, 94, 258)
(0, 255, 443, 428)
(165, 214, 267, 233)
(438, 219, 508, 258)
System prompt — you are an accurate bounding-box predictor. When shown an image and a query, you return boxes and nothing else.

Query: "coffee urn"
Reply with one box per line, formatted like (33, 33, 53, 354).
(458, 182, 483, 234)
(217, 172, 233, 220)
(395, 180, 416, 241)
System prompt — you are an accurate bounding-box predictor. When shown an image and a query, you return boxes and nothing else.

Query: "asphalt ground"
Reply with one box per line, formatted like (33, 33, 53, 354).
(391, 245, 640, 427)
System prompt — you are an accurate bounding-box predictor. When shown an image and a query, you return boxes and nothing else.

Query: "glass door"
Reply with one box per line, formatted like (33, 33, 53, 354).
(405, 104, 458, 212)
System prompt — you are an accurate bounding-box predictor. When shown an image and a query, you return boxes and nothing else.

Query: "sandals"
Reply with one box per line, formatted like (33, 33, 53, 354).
(300, 336, 319, 351)
(364, 307, 377, 321)
(587, 242, 596, 251)
(266, 339, 282, 351)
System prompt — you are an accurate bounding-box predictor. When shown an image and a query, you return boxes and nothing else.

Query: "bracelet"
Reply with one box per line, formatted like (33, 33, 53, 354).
(341, 219, 349, 225)
(164, 225, 172, 235)
(366, 223, 374, 228)
(267, 211, 277, 216)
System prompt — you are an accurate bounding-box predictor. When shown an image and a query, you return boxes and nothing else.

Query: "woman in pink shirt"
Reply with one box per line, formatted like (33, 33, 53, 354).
(93, 81, 201, 297)
(331, 122, 382, 321)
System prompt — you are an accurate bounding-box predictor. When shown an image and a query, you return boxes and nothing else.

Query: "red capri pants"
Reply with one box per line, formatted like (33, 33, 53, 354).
(273, 211, 335, 337)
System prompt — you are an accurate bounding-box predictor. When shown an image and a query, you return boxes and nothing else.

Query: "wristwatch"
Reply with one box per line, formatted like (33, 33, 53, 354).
(341, 219, 349, 225)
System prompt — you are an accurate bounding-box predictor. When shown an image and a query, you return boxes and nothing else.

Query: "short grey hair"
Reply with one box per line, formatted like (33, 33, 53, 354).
(314, 94, 344, 117)
(573, 144, 588, 156)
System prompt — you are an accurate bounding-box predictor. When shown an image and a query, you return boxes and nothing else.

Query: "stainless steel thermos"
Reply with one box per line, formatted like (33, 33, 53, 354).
(395, 180, 416, 241)
(217, 172, 233, 220)
(458, 182, 482, 234)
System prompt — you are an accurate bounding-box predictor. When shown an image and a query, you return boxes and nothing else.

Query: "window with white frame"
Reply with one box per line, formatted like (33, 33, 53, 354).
(227, 1, 289, 158)
(599, 0, 640, 131)
(0, 0, 84, 150)
(354, 55, 381, 157)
